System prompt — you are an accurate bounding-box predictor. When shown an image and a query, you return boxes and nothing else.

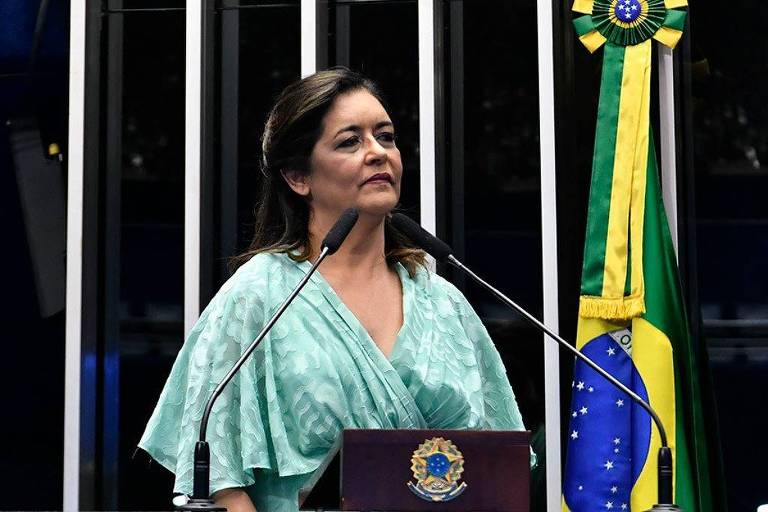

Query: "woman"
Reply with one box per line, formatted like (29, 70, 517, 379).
(139, 68, 530, 512)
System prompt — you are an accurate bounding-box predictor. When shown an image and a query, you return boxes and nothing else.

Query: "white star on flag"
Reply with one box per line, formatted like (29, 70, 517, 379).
(616, 399, 624, 407)
(577, 381, 585, 390)
(588, 386, 594, 392)
(572, 411, 578, 418)
(614, 448, 620, 454)
(631, 4, 638, 9)
(571, 430, 579, 439)
(580, 406, 589, 415)
(611, 486, 618, 494)
(607, 347, 616, 356)
(613, 437, 621, 445)
(606, 501, 614, 510)
(604, 460, 614, 470)
(621, 504, 627, 510)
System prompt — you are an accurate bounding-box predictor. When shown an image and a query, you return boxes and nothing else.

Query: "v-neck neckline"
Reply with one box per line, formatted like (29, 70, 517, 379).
(297, 258, 411, 363)
(293, 254, 428, 430)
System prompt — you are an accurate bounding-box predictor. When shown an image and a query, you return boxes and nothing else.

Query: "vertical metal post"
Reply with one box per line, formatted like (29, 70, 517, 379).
(64, 0, 86, 507)
(418, 0, 437, 236)
(186, 0, 203, 335)
(658, 46, 678, 257)
(536, 0, 562, 509)
(301, 0, 317, 77)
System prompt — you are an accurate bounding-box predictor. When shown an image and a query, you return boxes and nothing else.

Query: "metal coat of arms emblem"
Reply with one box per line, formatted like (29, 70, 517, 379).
(407, 437, 467, 502)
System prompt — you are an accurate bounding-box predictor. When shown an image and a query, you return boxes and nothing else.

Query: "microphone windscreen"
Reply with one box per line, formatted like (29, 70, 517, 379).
(391, 213, 453, 261)
(321, 208, 359, 255)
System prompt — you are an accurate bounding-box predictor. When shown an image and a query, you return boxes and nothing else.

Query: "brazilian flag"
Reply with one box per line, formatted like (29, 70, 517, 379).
(562, 1, 727, 511)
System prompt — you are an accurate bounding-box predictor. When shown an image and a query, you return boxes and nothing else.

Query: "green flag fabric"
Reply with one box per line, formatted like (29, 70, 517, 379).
(563, 0, 727, 509)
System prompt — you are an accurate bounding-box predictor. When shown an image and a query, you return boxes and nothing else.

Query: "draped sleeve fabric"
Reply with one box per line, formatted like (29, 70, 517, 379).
(138, 253, 278, 495)
(140, 253, 533, 511)
(138, 252, 428, 506)
(390, 266, 528, 433)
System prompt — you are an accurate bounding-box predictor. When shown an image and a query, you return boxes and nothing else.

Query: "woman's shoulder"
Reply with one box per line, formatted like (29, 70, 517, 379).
(230, 251, 293, 279)
(213, 252, 304, 305)
(405, 264, 470, 310)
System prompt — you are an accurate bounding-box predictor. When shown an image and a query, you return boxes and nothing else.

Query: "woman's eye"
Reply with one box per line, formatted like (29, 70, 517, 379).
(337, 136, 360, 148)
(377, 132, 396, 145)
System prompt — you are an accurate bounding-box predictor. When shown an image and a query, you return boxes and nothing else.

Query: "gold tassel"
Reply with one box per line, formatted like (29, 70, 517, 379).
(579, 295, 646, 321)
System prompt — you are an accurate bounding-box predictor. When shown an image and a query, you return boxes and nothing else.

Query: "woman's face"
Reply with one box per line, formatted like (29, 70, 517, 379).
(286, 89, 403, 220)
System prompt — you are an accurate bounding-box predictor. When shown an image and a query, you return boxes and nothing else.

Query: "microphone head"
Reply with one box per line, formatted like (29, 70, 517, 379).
(390, 213, 453, 261)
(321, 208, 359, 255)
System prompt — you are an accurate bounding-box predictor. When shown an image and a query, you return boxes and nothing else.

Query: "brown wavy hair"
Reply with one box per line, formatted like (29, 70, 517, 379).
(230, 67, 426, 276)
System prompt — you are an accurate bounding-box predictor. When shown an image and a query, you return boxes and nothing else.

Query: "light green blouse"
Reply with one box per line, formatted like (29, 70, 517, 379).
(139, 252, 529, 511)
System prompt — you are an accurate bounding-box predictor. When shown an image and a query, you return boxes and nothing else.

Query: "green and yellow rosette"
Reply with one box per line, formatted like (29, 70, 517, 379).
(573, 0, 687, 52)
(572, 0, 687, 320)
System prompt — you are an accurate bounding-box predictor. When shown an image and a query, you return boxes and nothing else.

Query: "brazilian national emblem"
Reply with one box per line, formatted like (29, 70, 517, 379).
(407, 437, 467, 502)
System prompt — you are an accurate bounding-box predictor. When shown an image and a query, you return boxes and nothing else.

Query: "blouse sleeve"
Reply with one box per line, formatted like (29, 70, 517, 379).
(447, 285, 538, 466)
(138, 275, 274, 496)
(453, 293, 526, 431)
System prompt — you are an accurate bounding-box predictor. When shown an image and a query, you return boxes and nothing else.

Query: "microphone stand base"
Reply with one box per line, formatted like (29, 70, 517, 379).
(646, 505, 682, 512)
(177, 498, 227, 511)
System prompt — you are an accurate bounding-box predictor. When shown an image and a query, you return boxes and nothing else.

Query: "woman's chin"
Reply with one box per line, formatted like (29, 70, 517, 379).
(355, 198, 398, 218)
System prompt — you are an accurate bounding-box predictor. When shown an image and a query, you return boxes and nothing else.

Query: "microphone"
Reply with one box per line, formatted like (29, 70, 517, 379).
(322, 208, 359, 254)
(179, 209, 359, 511)
(390, 213, 680, 512)
(390, 213, 452, 261)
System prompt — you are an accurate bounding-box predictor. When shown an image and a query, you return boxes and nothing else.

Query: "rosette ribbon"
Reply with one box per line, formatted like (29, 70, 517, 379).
(572, 0, 687, 320)
(564, 7, 725, 512)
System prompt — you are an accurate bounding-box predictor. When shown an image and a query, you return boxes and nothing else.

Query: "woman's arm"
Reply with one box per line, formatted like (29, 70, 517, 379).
(213, 488, 257, 512)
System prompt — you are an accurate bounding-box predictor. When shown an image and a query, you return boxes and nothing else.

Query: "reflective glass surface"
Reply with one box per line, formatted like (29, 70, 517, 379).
(687, 2, 768, 510)
(230, 3, 301, 258)
(113, 10, 186, 509)
(330, 0, 421, 218)
(459, 1, 542, 316)
(444, 1, 545, 509)
(106, 0, 185, 10)
(0, 0, 69, 507)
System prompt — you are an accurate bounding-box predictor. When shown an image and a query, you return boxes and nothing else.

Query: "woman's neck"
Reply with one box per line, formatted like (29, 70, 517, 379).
(307, 211, 389, 278)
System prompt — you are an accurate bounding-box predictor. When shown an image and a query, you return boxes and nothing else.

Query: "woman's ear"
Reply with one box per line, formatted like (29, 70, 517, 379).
(281, 169, 311, 197)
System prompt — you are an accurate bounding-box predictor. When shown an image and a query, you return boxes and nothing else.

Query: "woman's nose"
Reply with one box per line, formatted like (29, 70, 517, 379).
(365, 136, 388, 164)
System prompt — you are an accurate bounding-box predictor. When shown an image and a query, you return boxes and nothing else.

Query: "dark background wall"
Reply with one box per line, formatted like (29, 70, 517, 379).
(0, 0, 69, 509)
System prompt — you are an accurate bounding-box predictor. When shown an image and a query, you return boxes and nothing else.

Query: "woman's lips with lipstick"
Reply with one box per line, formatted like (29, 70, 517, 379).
(363, 172, 394, 185)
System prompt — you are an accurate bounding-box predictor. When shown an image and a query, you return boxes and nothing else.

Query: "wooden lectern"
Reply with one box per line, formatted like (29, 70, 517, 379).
(300, 429, 530, 512)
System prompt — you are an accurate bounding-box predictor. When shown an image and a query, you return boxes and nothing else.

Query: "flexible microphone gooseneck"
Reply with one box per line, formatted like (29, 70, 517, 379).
(390, 213, 680, 512)
(179, 208, 359, 511)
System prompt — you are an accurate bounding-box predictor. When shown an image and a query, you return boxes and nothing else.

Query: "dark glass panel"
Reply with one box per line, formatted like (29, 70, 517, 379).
(114, 10, 185, 510)
(221, 0, 299, 6)
(687, 1, 768, 510)
(106, 0, 185, 10)
(458, 0, 541, 316)
(331, 0, 421, 218)
(231, 4, 301, 255)
(0, 0, 69, 508)
(446, 1, 544, 509)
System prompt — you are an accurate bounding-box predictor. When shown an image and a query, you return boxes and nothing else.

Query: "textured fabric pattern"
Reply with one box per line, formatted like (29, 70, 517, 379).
(139, 252, 527, 511)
